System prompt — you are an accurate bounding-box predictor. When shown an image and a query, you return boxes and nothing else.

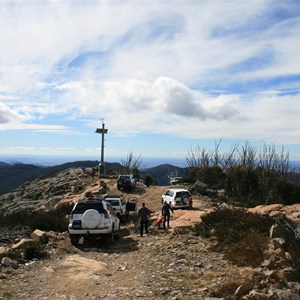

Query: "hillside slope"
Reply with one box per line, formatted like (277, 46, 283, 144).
(0, 169, 300, 299)
(0, 160, 187, 195)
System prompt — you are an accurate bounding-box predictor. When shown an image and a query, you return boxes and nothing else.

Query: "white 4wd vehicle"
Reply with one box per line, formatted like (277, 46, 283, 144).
(162, 188, 192, 208)
(117, 174, 136, 191)
(103, 195, 128, 221)
(68, 200, 120, 245)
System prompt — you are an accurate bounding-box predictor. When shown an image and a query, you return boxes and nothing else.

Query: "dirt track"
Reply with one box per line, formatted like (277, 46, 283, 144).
(1, 183, 229, 300)
(2, 179, 299, 299)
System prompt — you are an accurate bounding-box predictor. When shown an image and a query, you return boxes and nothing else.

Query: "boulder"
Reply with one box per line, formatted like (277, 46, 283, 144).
(11, 238, 39, 250)
(0, 246, 8, 259)
(270, 238, 285, 250)
(31, 229, 48, 244)
(1, 257, 18, 269)
(270, 223, 295, 241)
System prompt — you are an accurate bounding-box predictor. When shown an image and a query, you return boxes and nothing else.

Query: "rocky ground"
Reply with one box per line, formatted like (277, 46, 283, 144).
(1, 168, 300, 299)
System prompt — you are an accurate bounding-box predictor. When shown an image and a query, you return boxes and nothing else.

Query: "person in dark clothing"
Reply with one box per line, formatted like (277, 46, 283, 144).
(161, 201, 173, 228)
(137, 203, 153, 237)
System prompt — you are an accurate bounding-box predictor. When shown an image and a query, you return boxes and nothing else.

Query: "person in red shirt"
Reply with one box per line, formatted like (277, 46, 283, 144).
(188, 198, 193, 210)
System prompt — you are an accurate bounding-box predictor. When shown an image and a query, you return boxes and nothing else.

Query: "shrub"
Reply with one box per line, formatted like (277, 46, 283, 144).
(194, 207, 273, 245)
(193, 165, 225, 189)
(194, 206, 300, 272)
(1, 203, 72, 232)
(224, 166, 259, 206)
(186, 141, 300, 206)
(224, 232, 268, 267)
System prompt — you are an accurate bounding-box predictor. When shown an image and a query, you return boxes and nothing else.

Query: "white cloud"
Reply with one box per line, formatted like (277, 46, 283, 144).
(0, 102, 23, 125)
(0, 0, 299, 154)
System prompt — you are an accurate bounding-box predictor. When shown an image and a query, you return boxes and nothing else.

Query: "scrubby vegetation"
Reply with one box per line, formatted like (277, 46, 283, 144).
(0, 204, 71, 232)
(194, 206, 300, 298)
(186, 141, 300, 206)
(194, 206, 300, 267)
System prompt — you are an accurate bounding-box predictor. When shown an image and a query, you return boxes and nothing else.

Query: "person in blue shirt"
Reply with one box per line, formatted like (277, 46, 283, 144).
(161, 201, 173, 228)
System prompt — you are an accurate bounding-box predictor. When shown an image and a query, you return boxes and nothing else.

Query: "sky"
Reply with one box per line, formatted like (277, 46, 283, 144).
(1, 0, 300, 164)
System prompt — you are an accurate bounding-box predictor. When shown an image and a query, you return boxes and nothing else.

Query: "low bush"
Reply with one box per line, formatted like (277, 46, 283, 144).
(224, 232, 268, 267)
(1, 203, 72, 232)
(194, 207, 274, 268)
(194, 206, 300, 272)
(194, 206, 273, 245)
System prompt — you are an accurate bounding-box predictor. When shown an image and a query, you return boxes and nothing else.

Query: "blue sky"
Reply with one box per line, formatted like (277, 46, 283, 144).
(1, 0, 300, 163)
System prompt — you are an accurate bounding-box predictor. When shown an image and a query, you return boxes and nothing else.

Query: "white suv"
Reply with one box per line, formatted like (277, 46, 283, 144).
(117, 174, 136, 191)
(103, 195, 128, 222)
(162, 188, 192, 208)
(68, 199, 120, 246)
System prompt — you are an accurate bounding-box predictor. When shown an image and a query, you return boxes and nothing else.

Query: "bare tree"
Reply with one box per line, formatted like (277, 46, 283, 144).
(120, 151, 143, 174)
(167, 169, 179, 183)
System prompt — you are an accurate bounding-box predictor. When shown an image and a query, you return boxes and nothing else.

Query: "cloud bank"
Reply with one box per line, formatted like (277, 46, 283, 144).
(0, 0, 299, 150)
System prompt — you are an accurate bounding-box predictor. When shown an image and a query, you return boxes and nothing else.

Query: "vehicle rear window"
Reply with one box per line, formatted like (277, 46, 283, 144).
(73, 202, 105, 214)
(105, 199, 120, 206)
(176, 191, 191, 198)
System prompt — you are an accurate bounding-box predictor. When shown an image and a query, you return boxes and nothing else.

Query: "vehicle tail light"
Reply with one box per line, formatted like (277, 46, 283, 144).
(72, 220, 82, 229)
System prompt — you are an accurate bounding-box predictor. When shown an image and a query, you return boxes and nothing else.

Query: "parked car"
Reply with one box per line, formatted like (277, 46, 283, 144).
(68, 199, 120, 246)
(103, 194, 128, 221)
(170, 176, 183, 185)
(117, 174, 136, 191)
(161, 188, 192, 209)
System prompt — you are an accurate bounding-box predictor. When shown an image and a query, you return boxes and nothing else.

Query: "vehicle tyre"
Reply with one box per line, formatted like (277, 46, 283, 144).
(70, 235, 79, 246)
(105, 225, 116, 243)
(114, 225, 120, 240)
(82, 209, 101, 229)
(183, 197, 189, 205)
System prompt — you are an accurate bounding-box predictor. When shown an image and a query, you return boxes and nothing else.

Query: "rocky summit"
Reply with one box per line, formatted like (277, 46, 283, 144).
(0, 167, 300, 299)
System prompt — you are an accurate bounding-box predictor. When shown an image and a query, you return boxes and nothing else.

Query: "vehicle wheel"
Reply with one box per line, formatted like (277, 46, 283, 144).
(114, 224, 120, 240)
(107, 225, 115, 243)
(183, 197, 189, 205)
(70, 235, 79, 246)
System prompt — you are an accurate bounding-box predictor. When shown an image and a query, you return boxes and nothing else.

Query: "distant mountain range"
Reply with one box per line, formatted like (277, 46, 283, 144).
(0, 161, 188, 196)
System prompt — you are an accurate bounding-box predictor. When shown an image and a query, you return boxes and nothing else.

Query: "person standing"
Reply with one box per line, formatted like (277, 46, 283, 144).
(161, 201, 173, 229)
(188, 197, 193, 210)
(137, 203, 152, 237)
